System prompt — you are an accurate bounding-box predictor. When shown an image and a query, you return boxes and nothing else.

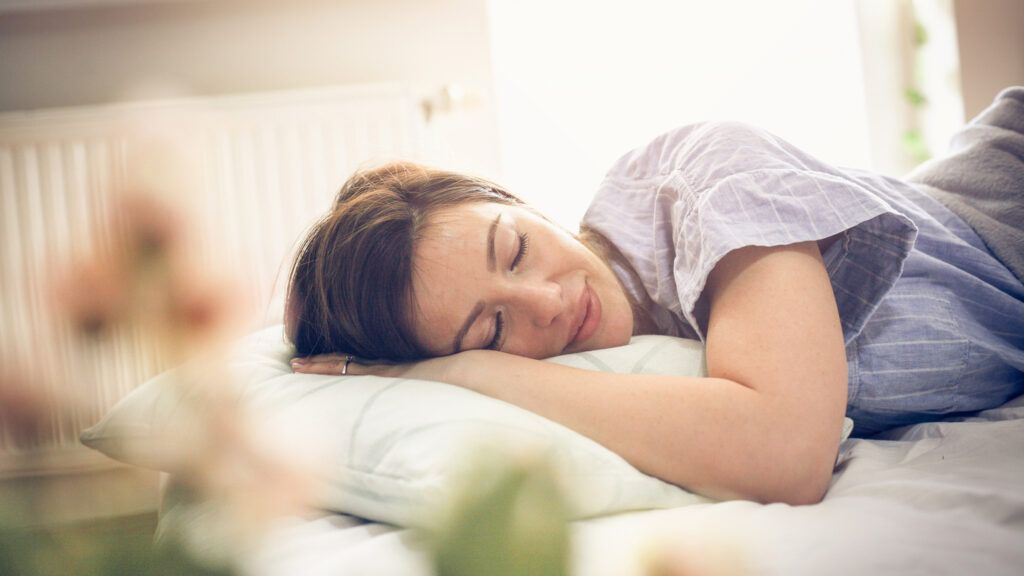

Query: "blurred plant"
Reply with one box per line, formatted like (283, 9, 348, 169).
(0, 371, 58, 451)
(0, 519, 230, 576)
(430, 450, 571, 576)
(428, 445, 744, 576)
(639, 532, 749, 576)
(1, 190, 311, 575)
(903, 10, 932, 164)
(53, 193, 238, 356)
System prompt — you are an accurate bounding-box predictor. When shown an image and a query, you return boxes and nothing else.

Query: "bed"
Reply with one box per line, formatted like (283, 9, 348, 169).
(82, 325, 1024, 576)
(162, 402, 1024, 576)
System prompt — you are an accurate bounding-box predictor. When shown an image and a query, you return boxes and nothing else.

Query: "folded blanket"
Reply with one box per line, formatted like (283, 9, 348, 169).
(907, 86, 1024, 284)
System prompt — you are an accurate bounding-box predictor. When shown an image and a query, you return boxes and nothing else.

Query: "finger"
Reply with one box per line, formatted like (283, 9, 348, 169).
(291, 357, 349, 375)
(302, 353, 348, 363)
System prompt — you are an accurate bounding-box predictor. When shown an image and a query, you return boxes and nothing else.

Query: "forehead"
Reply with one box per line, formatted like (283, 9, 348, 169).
(408, 202, 506, 352)
(421, 202, 502, 249)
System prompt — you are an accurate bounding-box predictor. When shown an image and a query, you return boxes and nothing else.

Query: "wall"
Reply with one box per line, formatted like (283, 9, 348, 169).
(487, 0, 873, 228)
(0, 0, 501, 176)
(954, 0, 1024, 118)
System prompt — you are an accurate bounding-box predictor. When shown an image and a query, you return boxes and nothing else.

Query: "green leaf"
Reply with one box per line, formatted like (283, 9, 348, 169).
(430, 451, 571, 576)
(902, 129, 932, 163)
(0, 519, 235, 576)
(904, 87, 927, 107)
(914, 21, 928, 46)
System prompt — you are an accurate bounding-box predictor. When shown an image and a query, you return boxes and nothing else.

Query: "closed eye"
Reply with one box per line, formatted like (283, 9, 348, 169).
(485, 232, 527, 351)
(486, 311, 505, 350)
(511, 232, 529, 270)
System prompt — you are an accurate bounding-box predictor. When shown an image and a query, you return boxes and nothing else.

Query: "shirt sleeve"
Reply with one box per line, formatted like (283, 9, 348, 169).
(590, 121, 919, 344)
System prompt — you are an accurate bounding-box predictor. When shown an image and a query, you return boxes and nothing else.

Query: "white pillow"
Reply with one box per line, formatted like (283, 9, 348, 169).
(81, 325, 853, 528)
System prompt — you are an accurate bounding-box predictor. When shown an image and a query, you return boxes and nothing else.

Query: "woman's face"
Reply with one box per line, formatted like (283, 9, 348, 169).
(409, 202, 634, 359)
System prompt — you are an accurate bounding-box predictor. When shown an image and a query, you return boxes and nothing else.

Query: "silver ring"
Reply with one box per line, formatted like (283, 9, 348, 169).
(342, 355, 354, 376)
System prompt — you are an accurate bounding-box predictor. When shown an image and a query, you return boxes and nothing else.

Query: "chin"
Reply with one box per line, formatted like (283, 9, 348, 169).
(604, 330, 632, 350)
(583, 325, 631, 353)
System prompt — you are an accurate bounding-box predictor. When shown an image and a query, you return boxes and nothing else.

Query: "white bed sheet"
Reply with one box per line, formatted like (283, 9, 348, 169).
(161, 393, 1024, 576)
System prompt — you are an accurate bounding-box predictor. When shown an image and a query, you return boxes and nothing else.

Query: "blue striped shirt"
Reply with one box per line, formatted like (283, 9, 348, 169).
(582, 122, 1024, 437)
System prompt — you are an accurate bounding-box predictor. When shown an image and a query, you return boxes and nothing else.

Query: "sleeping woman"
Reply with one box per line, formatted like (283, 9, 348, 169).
(286, 88, 1024, 506)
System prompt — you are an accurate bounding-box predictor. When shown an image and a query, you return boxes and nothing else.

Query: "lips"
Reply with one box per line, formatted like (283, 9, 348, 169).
(567, 282, 601, 351)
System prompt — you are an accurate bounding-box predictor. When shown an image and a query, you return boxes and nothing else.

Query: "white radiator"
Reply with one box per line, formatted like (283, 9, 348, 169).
(0, 84, 427, 472)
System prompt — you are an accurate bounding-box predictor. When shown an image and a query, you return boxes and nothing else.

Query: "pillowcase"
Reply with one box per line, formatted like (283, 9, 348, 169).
(81, 325, 853, 528)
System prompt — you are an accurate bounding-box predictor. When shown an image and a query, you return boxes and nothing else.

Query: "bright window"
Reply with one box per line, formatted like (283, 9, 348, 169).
(488, 0, 874, 227)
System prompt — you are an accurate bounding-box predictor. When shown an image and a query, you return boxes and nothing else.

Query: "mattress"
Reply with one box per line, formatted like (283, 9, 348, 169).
(157, 392, 1024, 576)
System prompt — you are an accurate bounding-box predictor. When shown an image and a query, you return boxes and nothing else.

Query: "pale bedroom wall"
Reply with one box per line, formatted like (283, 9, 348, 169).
(953, 0, 1024, 119)
(0, 0, 502, 176)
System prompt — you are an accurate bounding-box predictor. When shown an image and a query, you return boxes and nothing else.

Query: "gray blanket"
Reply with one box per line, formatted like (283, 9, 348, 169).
(907, 86, 1024, 284)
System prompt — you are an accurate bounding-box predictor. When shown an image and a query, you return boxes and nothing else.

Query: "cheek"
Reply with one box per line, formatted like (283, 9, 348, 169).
(409, 282, 455, 352)
(598, 279, 634, 345)
(599, 304, 629, 343)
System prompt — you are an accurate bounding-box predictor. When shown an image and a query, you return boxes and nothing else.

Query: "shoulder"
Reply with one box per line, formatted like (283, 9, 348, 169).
(604, 121, 806, 185)
(586, 121, 808, 229)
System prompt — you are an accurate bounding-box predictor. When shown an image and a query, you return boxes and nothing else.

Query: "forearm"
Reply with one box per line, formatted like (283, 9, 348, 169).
(453, 350, 839, 505)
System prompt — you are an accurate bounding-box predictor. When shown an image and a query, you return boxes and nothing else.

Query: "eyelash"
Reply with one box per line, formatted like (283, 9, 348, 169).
(486, 232, 529, 350)
(511, 232, 530, 270)
(487, 311, 505, 351)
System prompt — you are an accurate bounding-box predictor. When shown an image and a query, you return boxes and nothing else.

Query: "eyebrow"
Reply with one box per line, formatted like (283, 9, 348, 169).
(453, 213, 503, 354)
(486, 212, 501, 272)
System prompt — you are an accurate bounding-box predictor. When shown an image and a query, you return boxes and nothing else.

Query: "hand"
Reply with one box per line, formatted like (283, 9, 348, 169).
(289, 352, 465, 383)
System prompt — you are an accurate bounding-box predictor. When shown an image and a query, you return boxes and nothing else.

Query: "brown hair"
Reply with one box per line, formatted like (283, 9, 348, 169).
(578, 226, 658, 337)
(286, 161, 523, 361)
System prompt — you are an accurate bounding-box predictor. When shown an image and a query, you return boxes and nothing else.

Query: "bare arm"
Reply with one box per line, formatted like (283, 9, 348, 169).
(296, 241, 848, 505)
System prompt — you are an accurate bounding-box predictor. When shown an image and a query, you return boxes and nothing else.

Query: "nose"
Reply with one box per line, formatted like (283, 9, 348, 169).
(508, 279, 563, 327)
